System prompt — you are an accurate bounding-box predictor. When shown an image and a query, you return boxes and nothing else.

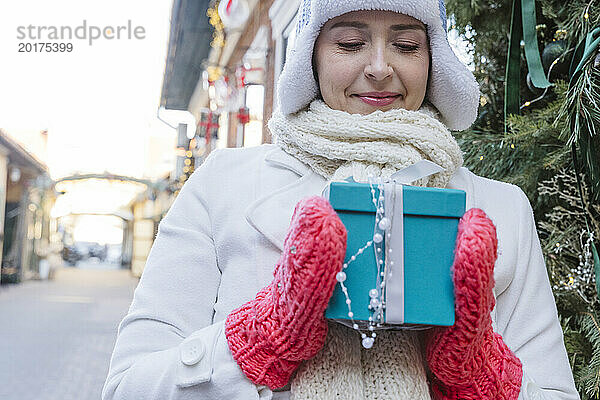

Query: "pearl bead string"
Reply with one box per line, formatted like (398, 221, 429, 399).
(335, 177, 394, 349)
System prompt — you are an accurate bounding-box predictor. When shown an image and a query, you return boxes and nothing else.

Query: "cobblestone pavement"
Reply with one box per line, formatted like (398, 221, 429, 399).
(0, 264, 138, 400)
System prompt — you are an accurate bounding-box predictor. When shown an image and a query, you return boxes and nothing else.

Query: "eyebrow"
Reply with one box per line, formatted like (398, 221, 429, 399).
(328, 21, 427, 33)
(391, 24, 427, 33)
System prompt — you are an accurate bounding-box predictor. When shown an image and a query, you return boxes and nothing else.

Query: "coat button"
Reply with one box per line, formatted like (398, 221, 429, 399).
(180, 337, 206, 366)
(526, 381, 542, 399)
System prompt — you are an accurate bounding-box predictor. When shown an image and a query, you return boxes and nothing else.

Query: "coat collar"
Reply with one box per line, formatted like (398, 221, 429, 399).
(245, 145, 476, 251)
(262, 144, 312, 176)
(245, 146, 327, 251)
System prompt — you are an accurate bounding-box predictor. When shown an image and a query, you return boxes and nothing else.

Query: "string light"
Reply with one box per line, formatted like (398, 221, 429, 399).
(555, 30, 568, 40)
(207, 4, 225, 48)
(207, 66, 223, 82)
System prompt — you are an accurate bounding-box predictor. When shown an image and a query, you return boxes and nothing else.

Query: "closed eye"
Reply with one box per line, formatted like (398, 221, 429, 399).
(337, 42, 365, 51)
(394, 43, 420, 52)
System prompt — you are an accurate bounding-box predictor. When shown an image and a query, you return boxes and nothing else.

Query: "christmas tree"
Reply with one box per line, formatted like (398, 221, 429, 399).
(447, 0, 600, 397)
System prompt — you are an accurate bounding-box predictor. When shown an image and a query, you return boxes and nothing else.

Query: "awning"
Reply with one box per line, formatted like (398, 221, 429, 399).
(0, 129, 48, 175)
(160, 0, 214, 111)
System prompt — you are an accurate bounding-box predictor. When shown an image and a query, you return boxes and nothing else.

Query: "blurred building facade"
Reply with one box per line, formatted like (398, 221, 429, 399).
(0, 129, 57, 284)
(123, 178, 176, 278)
(116, 0, 301, 278)
(160, 0, 303, 155)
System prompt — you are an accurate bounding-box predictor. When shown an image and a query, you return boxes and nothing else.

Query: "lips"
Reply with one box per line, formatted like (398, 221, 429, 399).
(355, 92, 402, 107)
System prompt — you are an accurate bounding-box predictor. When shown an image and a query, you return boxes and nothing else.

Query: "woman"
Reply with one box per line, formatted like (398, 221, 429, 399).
(102, 0, 579, 399)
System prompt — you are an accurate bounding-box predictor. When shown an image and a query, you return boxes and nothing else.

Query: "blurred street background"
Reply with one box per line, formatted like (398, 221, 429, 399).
(0, 266, 137, 400)
(0, 0, 355, 397)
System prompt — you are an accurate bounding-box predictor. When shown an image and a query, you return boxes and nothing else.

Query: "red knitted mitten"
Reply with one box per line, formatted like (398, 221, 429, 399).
(426, 208, 523, 400)
(225, 196, 347, 389)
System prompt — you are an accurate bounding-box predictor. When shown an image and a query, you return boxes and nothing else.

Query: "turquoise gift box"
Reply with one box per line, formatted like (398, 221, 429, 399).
(324, 181, 466, 327)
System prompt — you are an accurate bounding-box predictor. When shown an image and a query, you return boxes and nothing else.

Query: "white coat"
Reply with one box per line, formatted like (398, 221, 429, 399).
(102, 144, 580, 400)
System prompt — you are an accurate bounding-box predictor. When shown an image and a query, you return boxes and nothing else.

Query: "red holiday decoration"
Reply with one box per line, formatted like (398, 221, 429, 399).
(238, 107, 250, 125)
(236, 65, 264, 88)
(197, 111, 220, 139)
(218, 0, 249, 30)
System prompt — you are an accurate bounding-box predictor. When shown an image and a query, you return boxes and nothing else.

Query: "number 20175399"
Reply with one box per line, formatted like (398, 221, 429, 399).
(18, 42, 73, 53)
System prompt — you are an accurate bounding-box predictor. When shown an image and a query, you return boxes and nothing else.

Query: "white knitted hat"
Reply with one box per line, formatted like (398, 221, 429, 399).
(277, 0, 480, 131)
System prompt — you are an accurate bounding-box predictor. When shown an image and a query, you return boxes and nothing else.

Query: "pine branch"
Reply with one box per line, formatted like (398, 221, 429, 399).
(557, 0, 600, 45)
(558, 66, 600, 201)
(562, 316, 593, 375)
(578, 312, 600, 398)
(539, 169, 599, 307)
(446, 2, 600, 396)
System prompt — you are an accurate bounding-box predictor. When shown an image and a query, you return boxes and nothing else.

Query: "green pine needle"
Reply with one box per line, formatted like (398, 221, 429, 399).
(446, 3, 600, 397)
(557, 59, 600, 201)
(577, 312, 600, 398)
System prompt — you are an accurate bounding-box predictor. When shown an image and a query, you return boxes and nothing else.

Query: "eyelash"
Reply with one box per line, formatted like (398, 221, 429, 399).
(337, 42, 364, 51)
(336, 42, 420, 52)
(395, 44, 420, 52)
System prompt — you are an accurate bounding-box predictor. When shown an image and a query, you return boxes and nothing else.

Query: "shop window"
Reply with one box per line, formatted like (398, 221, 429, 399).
(243, 84, 265, 148)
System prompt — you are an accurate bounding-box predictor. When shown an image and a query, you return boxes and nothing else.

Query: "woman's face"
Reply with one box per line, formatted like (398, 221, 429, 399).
(313, 10, 430, 114)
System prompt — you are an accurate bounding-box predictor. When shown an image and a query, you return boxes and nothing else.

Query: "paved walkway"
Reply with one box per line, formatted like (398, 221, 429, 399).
(0, 264, 138, 400)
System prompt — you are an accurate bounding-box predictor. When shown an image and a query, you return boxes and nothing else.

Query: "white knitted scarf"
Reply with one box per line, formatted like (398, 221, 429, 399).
(269, 100, 463, 186)
(268, 100, 464, 399)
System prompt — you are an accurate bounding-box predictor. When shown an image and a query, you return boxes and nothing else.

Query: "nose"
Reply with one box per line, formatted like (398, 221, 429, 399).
(364, 44, 393, 81)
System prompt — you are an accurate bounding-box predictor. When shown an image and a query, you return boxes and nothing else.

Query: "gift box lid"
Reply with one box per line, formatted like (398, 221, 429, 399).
(326, 182, 466, 218)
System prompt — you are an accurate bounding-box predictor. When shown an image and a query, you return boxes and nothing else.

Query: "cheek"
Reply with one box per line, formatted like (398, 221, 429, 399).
(317, 50, 362, 95)
(401, 59, 429, 93)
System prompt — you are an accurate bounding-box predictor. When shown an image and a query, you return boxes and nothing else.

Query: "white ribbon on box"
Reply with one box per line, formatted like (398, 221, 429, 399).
(382, 160, 445, 325)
